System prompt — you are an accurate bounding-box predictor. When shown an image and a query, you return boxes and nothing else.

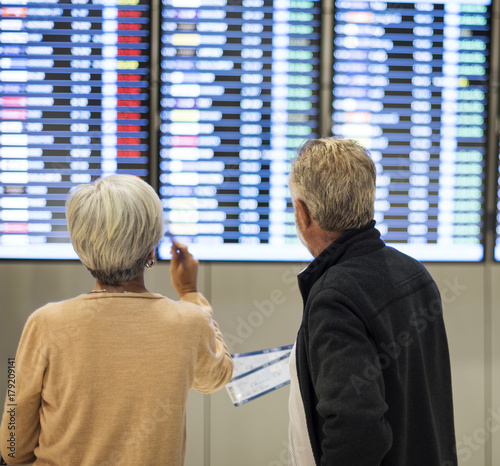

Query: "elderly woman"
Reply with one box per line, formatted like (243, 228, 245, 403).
(0, 175, 233, 465)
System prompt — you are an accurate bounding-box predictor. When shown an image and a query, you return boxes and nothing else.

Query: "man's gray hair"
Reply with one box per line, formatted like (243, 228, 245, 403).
(66, 175, 164, 286)
(289, 137, 376, 233)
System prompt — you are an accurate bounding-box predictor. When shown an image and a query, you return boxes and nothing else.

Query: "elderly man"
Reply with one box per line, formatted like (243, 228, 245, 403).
(287, 138, 457, 466)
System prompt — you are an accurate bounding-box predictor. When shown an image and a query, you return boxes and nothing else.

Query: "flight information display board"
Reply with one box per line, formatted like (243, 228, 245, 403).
(332, 0, 490, 261)
(158, 0, 321, 261)
(0, 0, 151, 259)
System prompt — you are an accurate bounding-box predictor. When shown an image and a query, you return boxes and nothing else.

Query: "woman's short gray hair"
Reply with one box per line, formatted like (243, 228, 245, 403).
(66, 175, 164, 286)
(289, 137, 376, 233)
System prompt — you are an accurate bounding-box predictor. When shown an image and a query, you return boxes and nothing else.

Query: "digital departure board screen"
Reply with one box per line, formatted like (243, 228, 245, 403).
(158, 0, 321, 261)
(0, 0, 151, 259)
(332, 0, 490, 261)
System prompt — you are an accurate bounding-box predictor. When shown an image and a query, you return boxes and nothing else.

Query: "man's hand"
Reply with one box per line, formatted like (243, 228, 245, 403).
(170, 240, 199, 298)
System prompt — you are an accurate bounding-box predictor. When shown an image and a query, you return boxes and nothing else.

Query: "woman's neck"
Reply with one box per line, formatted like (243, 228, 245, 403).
(91, 274, 148, 293)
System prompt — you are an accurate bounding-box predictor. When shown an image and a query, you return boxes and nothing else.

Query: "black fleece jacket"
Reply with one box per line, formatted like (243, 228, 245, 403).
(295, 221, 457, 466)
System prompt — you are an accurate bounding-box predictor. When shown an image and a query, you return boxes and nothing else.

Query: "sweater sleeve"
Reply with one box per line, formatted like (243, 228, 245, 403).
(179, 292, 233, 394)
(306, 289, 392, 466)
(0, 314, 46, 465)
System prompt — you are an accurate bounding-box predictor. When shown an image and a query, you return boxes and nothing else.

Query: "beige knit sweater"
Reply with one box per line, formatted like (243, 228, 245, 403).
(0, 291, 233, 465)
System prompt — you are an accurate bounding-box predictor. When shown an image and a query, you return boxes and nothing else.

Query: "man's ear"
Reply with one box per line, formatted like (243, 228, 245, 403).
(295, 199, 313, 229)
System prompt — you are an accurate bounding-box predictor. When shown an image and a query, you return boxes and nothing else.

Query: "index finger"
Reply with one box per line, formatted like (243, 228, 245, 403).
(171, 239, 187, 254)
(171, 240, 195, 262)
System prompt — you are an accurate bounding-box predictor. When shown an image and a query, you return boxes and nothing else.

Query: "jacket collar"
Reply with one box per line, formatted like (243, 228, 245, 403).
(297, 220, 385, 302)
